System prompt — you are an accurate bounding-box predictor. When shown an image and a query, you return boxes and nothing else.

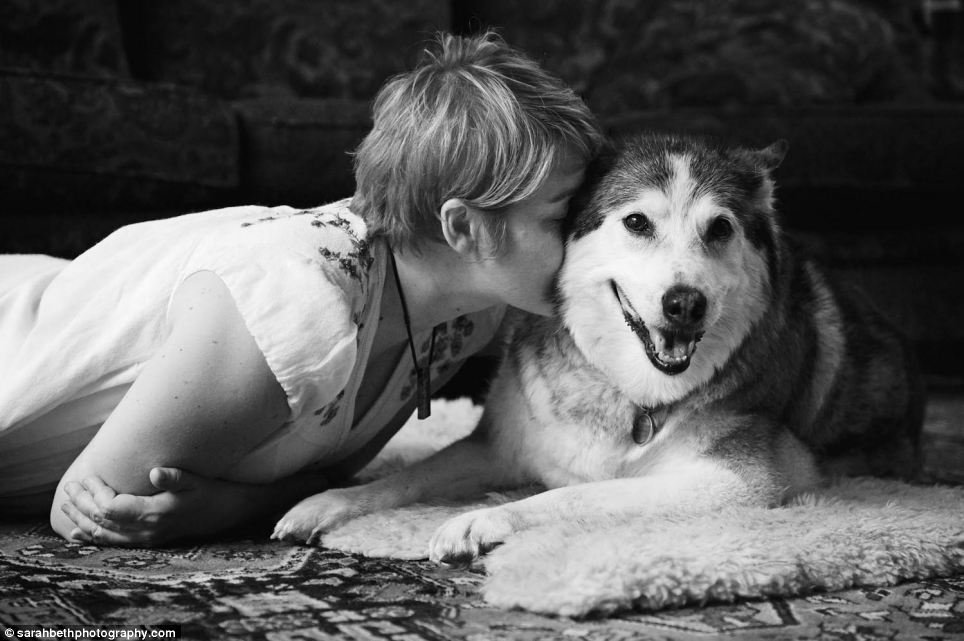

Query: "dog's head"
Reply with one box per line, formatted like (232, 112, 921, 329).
(556, 133, 787, 406)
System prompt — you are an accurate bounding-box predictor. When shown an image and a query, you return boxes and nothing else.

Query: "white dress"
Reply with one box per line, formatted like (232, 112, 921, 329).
(0, 199, 504, 503)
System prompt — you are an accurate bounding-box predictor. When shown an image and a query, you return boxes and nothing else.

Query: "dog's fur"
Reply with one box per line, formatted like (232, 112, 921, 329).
(274, 133, 925, 562)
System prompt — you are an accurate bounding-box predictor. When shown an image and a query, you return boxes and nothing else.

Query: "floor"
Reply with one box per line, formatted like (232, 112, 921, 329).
(0, 385, 961, 640)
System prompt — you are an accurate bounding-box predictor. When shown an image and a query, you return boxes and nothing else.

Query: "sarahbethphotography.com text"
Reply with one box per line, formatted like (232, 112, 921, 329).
(2, 627, 180, 640)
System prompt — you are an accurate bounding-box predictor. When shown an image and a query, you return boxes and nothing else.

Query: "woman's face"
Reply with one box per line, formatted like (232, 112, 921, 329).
(487, 146, 586, 316)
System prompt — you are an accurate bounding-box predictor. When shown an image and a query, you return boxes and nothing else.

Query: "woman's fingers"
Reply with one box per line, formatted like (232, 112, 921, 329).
(59, 500, 130, 545)
(81, 475, 117, 505)
(65, 479, 147, 529)
(97, 492, 155, 524)
(64, 481, 117, 527)
(59, 499, 99, 540)
(60, 475, 172, 547)
(60, 499, 156, 547)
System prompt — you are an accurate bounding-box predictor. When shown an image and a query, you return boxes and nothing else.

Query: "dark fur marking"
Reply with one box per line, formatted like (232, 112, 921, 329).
(565, 147, 617, 242)
(567, 139, 676, 242)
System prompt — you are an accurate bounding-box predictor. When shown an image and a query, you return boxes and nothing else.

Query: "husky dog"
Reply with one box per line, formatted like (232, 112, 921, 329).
(274, 133, 925, 562)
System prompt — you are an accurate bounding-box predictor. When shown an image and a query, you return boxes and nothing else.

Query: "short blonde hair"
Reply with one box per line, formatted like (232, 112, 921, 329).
(351, 31, 604, 252)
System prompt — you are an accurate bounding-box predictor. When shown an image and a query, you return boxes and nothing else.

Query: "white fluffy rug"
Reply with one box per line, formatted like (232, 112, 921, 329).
(321, 398, 964, 617)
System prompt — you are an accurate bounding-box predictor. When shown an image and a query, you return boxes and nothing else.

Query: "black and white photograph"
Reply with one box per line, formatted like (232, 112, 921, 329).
(1, 1, 963, 639)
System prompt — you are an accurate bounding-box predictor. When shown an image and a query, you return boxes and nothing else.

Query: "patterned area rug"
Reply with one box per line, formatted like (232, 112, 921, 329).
(2, 398, 963, 639)
(1, 520, 963, 640)
(0, 524, 964, 641)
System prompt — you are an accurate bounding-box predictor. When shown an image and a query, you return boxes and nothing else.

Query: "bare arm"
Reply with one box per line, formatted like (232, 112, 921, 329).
(50, 270, 291, 542)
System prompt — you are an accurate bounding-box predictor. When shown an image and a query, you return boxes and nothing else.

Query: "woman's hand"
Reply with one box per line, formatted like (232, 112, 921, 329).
(60, 467, 247, 546)
(60, 467, 328, 547)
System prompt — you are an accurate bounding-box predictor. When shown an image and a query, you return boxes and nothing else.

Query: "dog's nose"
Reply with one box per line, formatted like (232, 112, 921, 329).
(662, 286, 707, 328)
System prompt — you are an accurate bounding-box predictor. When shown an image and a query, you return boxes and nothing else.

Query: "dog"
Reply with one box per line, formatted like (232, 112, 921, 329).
(273, 133, 925, 562)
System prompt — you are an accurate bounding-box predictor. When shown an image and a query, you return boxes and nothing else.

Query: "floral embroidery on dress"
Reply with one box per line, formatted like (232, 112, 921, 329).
(399, 316, 476, 402)
(318, 246, 372, 282)
(311, 211, 374, 282)
(239, 215, 280, 227)
(315, 390, 345, 427)
(239, 207, 374, 284)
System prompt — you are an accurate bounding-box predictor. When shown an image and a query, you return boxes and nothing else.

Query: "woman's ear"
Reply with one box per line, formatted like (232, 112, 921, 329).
(440, 198, 486, 258)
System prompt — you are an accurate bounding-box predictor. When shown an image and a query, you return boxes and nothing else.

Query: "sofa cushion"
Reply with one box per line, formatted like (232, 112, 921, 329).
(0, 70, 240, 214)
(120, 0, 450, 100)
(606, 106, 964, 194)
(234, 97, 371, 206)
(0, 0, 130, 77)
(464, 0, 928, 113)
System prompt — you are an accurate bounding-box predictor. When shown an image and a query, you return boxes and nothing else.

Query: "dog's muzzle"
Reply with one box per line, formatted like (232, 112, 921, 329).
(612, 281, 703, 376)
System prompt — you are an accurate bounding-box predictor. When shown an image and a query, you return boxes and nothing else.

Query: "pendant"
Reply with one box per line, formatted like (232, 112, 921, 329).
(632, 409, 656, 445)
(416, 366, 432, 419)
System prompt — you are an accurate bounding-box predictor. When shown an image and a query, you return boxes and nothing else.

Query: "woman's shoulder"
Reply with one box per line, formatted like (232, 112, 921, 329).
(161, 199, 374, 287)
(229, 200, 374, 278)
(219, 199, 369, 248)
(236, 199, 364, 233)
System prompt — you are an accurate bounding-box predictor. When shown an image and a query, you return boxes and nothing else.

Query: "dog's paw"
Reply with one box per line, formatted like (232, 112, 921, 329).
(428, 506, 517, 564)
(271, 488, 367, 545)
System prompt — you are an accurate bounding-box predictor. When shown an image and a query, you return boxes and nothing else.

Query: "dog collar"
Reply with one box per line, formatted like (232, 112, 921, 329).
(632, 406, 669, 445)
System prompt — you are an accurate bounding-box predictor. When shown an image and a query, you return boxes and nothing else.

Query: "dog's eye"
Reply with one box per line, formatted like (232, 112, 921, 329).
(707, 217, 733, 242)
(623, 213, 653, 235)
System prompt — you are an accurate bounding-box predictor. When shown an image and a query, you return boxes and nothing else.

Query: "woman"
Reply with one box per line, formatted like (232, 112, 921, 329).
(0, 31, 603, 546)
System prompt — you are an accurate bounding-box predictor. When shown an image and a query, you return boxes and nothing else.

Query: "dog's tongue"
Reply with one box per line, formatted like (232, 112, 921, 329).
(655, 330, 699, 361)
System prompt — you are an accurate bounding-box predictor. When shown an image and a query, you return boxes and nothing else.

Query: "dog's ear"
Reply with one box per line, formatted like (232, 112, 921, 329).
(727, 139, 788, 215)
(754, 139, 789, 172)
(731, 139, 789, 174)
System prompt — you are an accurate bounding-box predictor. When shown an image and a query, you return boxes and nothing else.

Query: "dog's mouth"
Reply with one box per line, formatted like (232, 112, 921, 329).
(611, 281, 702, 375)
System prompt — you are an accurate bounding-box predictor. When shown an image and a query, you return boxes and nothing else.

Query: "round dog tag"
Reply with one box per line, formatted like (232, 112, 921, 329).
(632, 411, 656, 445)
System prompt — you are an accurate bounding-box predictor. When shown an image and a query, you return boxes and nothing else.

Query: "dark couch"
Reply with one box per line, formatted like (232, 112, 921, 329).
(2, 0, 963, 380)
(0, 0, 441, 255)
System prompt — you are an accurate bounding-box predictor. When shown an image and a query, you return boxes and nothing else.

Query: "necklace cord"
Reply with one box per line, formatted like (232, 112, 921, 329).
(390, 250, 419, 366)
(389, 249, 435, 418)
